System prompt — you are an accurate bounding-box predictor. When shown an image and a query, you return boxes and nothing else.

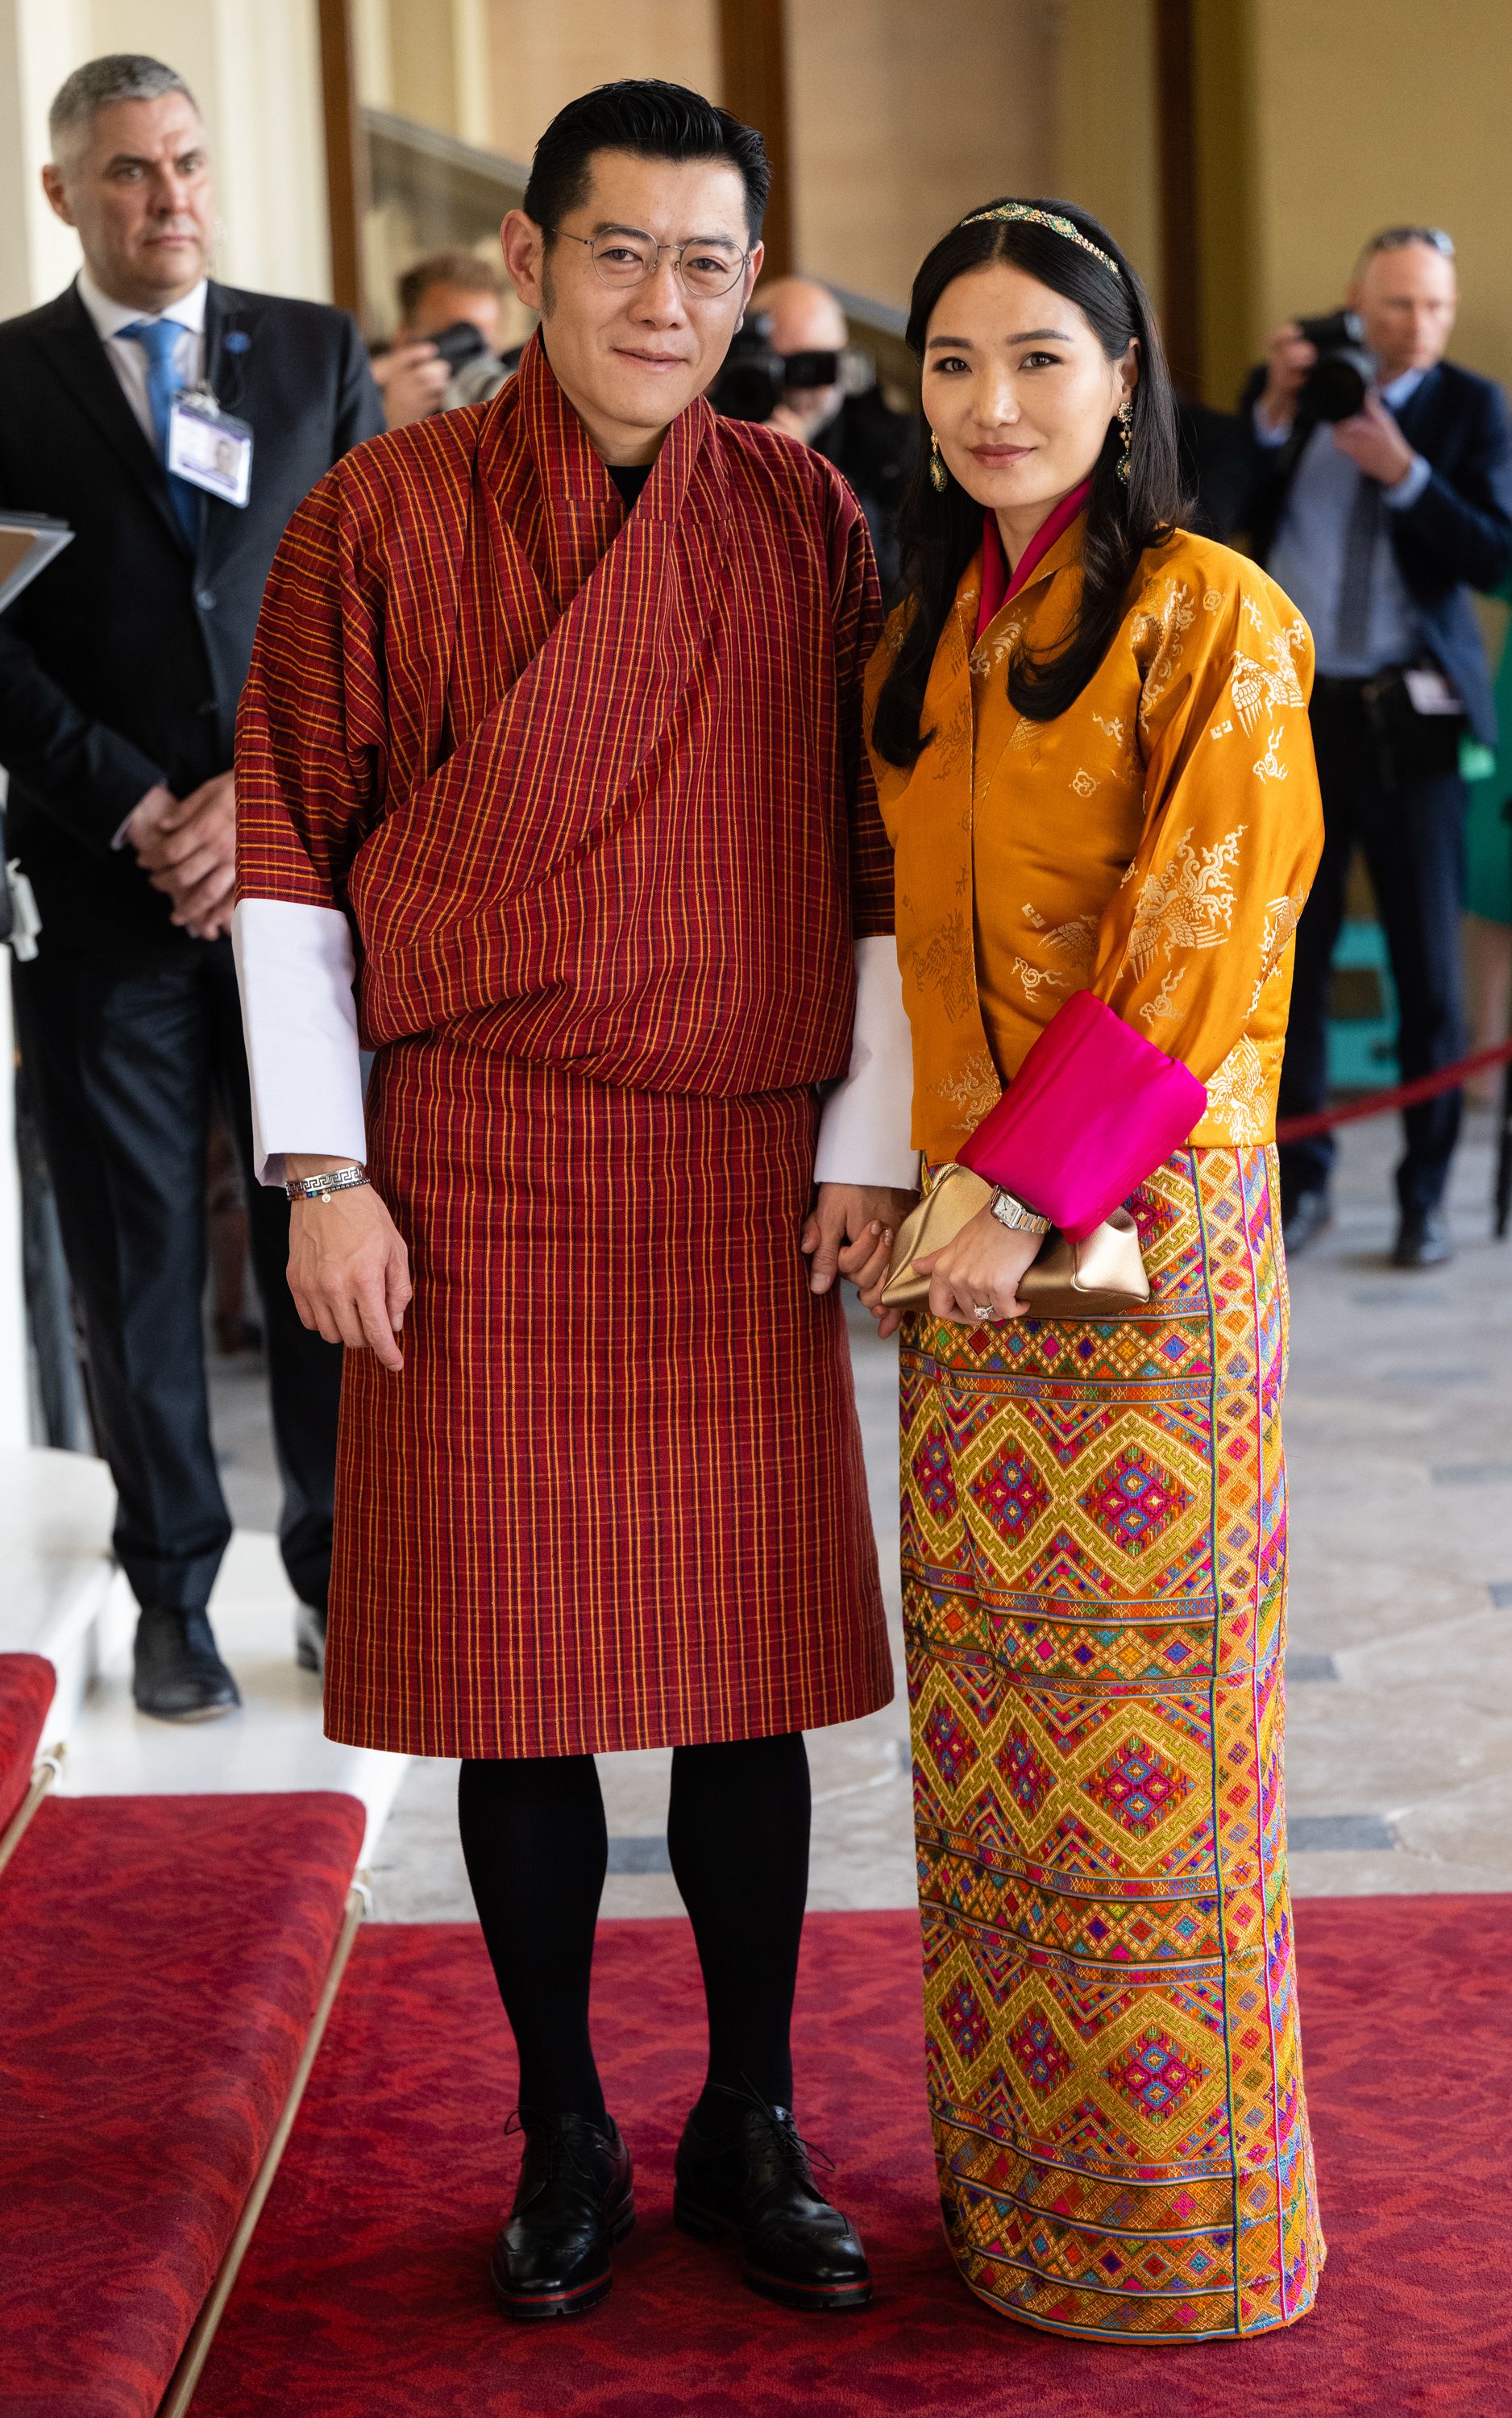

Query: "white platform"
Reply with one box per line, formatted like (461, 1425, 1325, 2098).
(1, 1445, 407, 1863)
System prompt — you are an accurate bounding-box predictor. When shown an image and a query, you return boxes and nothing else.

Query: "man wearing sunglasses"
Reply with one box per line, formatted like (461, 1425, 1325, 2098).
(233, 81, 916, 2325)
(1244, 226, 1512, 1266)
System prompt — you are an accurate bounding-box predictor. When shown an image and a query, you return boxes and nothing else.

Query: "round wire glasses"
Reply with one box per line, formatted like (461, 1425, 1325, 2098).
(555, 228, 750, 298)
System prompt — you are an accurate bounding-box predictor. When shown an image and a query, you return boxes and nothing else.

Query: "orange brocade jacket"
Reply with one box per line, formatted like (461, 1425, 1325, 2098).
(865, 517, 1325, 1165)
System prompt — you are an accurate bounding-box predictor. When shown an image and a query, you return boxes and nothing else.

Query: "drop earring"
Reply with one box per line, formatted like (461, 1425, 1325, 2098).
(929, 430, 948, 492)
(1116, 399, 1133, 484)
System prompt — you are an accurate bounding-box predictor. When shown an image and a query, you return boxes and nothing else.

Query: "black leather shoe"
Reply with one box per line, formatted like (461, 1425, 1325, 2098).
(490, 2112, 633, 2321)
(295, 1602, 326, 1676)
(674, 2092, 872, 2312)
(131, 1607, 240, 1722)
(1282, 1189, 1333, 1255)
(1392, 1206, 1455, 1268)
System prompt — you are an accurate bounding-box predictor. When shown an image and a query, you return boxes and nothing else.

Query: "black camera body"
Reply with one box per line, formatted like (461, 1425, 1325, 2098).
(710, 313, 841, 422)
(426, 318, 492, 376)
(1296, 310, 1377, 423)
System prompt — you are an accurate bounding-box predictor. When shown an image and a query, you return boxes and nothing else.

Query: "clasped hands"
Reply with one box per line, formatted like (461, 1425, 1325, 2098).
(123, 772, 237, 941)
(801, 1186, 1042, 1343)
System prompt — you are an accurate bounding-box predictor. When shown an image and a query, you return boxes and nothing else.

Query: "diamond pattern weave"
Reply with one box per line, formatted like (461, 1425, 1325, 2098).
(902, 1144, 1323, 2339)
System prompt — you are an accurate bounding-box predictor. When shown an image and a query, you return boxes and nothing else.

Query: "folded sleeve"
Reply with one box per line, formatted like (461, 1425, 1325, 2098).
(812, 934, 920, 1188)
(231, 899, 366, 1186)
(234, 465, 389, 1180)
(961, 561, 1323, 1236)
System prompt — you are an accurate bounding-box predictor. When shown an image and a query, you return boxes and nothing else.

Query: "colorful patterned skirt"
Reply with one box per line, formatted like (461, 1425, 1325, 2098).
(902, 1145, 1323, 2339)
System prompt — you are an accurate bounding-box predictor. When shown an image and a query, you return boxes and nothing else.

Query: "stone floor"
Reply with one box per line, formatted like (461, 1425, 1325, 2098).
(54, 1104, 1512, 1921)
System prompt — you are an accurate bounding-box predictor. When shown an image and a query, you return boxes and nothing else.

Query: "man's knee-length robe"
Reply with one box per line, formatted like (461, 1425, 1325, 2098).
(234, 338, 896, 1758)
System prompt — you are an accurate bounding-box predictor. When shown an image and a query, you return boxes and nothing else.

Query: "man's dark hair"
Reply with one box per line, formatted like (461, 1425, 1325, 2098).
(522, 80, 769, 243)
(397, 247, 505, 326)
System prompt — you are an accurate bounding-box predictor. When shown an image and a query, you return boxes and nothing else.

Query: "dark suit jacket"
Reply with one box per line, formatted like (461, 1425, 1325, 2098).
(0, 278, 382, 949)
(1240, 355, 1512, 744)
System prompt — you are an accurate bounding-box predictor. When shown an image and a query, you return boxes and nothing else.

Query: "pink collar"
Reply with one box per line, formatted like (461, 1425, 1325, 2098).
(975, 476, 1095, 640)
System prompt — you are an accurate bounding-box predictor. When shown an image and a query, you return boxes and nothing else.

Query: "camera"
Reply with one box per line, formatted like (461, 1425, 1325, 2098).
(710, 313, 841, 422)
(426, 318, 493, 376)
(1295, 310, 1377, 422)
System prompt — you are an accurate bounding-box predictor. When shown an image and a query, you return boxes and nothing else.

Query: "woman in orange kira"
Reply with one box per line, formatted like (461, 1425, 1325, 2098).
(851, 197, 1327, 2340)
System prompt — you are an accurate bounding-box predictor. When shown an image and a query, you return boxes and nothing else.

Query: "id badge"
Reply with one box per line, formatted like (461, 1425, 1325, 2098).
(168, 392, 253, 507)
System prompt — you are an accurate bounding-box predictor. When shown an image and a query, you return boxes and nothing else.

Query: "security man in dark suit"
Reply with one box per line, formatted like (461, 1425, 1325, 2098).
(1243, 226, 1512, 1267)
(0, 54, 382, 1716)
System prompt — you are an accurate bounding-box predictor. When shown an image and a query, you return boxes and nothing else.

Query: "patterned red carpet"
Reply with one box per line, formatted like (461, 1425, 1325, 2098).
(195, 1898, 1509, 2417)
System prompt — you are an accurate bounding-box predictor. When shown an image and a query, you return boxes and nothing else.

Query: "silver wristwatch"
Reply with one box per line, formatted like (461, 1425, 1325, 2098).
(285, 1164, 371, 1206)
(989, 1186, 1052, 1236)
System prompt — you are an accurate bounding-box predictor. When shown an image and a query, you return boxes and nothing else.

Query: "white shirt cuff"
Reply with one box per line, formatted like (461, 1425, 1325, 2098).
(812, 933, 920, 1189)
(1382, 451, 1431, 510)
(1252, 399, 1291, 447)
(232, 897, 367, 1186)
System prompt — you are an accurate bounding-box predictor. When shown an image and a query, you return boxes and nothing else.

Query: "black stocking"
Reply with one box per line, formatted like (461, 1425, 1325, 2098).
(457, 1753, 608, 2127)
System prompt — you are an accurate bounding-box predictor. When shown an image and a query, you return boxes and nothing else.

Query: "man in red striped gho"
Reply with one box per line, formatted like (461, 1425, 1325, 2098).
(233, 81, 919, 2324)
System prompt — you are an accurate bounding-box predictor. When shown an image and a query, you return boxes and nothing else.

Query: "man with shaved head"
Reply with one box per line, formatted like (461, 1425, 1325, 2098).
(753, 274, 913, 588)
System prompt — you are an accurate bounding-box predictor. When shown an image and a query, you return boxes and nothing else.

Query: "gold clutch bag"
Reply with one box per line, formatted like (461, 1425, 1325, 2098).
(879, 1163, 1150, 1319)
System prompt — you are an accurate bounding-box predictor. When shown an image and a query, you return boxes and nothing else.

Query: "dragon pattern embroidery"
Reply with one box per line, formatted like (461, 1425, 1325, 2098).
(1013, 904, 1099, 1003)
(1205, 1037, 1269, 1144)
(1127, 826, 1246, 979)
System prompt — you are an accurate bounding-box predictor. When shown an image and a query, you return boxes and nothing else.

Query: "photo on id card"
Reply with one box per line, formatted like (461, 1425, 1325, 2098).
(168, 396, 252, 506)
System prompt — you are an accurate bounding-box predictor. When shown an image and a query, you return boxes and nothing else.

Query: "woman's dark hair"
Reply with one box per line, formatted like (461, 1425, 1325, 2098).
(522, 79, 770, 244)
(870, 197, 1186, 768)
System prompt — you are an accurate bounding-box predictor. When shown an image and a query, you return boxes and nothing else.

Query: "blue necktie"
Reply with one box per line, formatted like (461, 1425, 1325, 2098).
(119, 318, 199, 546)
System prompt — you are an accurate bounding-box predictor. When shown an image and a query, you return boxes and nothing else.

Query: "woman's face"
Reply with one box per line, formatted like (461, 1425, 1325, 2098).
(922, 261, 1136, 520)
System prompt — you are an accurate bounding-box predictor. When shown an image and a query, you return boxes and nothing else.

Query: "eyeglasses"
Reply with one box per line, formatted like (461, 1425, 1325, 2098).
(1367, 225, 1456, 258)
(554, 227, 751, 299)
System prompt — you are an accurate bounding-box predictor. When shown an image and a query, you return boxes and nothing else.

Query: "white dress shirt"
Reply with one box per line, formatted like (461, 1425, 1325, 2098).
(1255, 368, 1432, 679)
(75, 266, 207, 440)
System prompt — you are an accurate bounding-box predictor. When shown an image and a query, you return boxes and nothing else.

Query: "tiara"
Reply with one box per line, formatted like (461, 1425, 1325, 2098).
(959, 203, 1121, 280)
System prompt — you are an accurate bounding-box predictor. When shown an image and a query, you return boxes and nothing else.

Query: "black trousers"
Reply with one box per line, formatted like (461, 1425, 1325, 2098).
(1277, 680, 1468, 1215)
(12, 937, 342, 1615)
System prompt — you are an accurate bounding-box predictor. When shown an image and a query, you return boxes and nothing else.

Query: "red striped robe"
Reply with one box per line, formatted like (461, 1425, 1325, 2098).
(235, 335, 895, 1757)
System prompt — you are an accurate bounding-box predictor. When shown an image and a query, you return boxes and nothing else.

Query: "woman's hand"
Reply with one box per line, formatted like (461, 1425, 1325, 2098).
(914, 1204, 1043, 1326)
(286, 1160, 412, 1371)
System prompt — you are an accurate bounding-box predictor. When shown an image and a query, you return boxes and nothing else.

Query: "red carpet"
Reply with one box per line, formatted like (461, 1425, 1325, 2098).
(195, 1898, 1510, 2416)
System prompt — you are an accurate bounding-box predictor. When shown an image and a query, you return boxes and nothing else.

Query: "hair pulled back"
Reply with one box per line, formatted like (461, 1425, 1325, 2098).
(870, 197, 1186, 768)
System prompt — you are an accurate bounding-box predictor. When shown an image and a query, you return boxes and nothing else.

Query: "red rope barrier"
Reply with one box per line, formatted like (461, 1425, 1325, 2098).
(1273, 1034, 1512, 1143)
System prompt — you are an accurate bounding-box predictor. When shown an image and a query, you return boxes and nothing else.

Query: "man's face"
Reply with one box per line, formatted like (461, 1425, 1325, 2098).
(1350, 242, 1458, 380)
(407, 280, 504, 351)
(501, 150, 761, 460)
(758, 277, 848, 442)
(43, 92, 214, 310)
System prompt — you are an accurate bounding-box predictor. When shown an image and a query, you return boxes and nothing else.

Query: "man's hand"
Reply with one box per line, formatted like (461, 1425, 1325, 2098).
(1257, 319, 1316, 436)
(286, 1157, 412, 1373)
(375, 339, 451, 430)
(800, 1182, 919, 1316)
(125, 771, 237, 939)
(1331, 392, 1417, 488)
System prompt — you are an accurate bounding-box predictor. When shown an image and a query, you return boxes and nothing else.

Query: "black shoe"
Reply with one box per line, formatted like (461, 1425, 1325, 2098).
(490, 2112, 634, 2321)
(1282, 1189, 1333, 1255)
(1392, 1206, 1455, 1268)
(295, 1602, 326, 1676)
(674, 2092, 873, 2313)
(131, 1607, 241, 1722)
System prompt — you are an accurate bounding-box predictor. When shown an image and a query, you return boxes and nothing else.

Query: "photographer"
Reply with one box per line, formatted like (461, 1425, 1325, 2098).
(376, 249, 515, 430)
(726, 276, 914, 589)
(1244, 226, 1512, 1266)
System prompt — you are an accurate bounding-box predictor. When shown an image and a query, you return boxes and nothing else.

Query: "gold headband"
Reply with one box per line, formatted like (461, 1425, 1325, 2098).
(959, 203, 1121, 280)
